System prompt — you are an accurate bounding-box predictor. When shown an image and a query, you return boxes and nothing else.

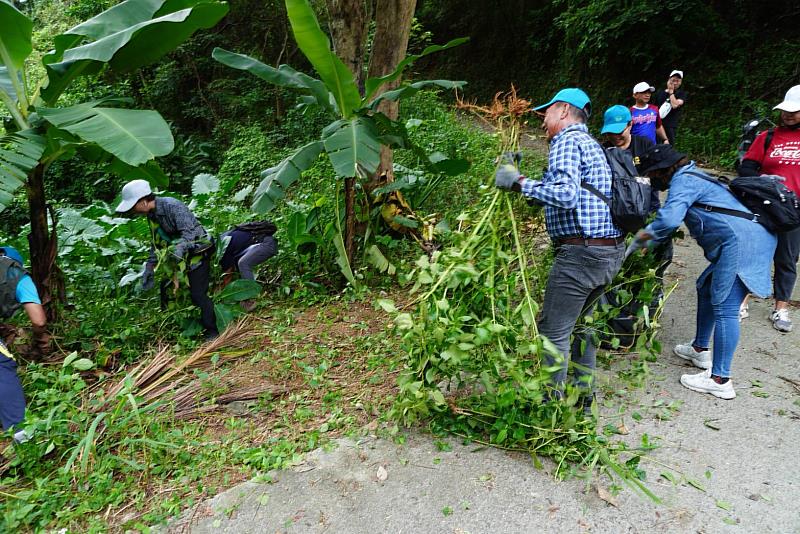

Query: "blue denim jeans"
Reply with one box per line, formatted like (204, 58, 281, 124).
(0, 351, 25, 431)
(693, 275, 748, 378)
(540, 243, 625, 392)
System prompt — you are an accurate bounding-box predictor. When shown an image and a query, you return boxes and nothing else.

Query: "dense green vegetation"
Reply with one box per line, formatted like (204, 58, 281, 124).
(1, 0, 796, 530)
(414, 0, 800, 164)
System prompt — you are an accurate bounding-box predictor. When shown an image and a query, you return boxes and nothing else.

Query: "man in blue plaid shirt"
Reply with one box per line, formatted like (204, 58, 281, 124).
(495, 88, 625, 413)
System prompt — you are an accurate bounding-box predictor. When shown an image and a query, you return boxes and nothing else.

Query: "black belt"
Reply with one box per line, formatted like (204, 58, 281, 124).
(557, 236, 624, 246)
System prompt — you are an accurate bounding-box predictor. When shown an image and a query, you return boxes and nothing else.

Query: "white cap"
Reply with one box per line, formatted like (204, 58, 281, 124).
(669, 70, 683, 78)
(116, 179, 152, 212)
(774, 85, 800, 113)
(633, 82, 655, 94)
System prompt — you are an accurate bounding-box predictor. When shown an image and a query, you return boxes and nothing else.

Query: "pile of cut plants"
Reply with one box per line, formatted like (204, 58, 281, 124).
(381, 88, 668, 499)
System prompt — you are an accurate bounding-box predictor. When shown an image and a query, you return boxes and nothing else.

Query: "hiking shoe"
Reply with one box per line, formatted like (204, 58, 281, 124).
(680, 369, 736, 400)
(673, 343, 712, 370)
(770, 308, 793, 333)
(739, 303, 749, 322)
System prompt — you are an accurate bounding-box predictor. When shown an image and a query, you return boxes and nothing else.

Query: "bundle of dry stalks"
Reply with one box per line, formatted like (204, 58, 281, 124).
(456, 85, 531, 150)
(93, 319, 285, 417)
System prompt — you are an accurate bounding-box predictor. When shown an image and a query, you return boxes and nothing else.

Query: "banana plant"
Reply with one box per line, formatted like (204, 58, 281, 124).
(0, 0, 228, 309)
(213, 0, 466, 285)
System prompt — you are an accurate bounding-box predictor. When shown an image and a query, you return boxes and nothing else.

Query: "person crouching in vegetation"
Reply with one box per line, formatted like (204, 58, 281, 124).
(494, 88, 624, 412)
(219, 221, 278, 311)
(0, 246, 49, 443)
(631, 145, 776, 399)
(115, 180, 219, 341)
(737, 85, 800, 332)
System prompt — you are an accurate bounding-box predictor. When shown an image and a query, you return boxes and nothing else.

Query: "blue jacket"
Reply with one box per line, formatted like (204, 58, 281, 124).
(645, 162, 776, 304)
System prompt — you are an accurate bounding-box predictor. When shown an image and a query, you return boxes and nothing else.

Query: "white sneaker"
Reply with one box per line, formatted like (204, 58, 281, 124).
(673, 343, 712, 369)
(739, 303, 749, 321)
(680, 369, 736, 399)
(770, 308, 793, 333)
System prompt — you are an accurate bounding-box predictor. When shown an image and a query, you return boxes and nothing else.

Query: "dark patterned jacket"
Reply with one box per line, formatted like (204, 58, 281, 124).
(146, 197, 210, 266)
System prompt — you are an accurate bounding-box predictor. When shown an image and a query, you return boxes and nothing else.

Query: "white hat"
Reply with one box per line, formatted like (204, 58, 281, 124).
(633, 82, 655, 94)
(116, 179, 152, 212)
(774, 85, 800, 113)
(669, 70, 683, 78)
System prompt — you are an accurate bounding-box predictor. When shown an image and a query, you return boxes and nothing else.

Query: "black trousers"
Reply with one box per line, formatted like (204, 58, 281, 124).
(162, 256, 217, 335)
(188, 257, 217, 334)
(774, 226, 800, 302)
(664, 125, 678, 146)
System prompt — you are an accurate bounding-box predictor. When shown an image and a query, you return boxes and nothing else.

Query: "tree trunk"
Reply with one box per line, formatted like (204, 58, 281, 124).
(325, 0, 370, 266)
(366, 0, 417, 190)
(325, 0, 369, 90)
(27, 164, 64, 320)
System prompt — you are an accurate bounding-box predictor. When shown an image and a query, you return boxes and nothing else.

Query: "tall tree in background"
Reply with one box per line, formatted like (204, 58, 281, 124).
(213, 0, 463, 281)
(366, 0, 417, 187)
(322, 0, 417, 259)
(325, 0, 417, 190)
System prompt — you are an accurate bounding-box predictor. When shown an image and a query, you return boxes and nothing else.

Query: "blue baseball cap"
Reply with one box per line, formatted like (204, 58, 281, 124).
(532, 88, 592, 117)
(601, 105, 632, 134)
(0, 246, 24, 266)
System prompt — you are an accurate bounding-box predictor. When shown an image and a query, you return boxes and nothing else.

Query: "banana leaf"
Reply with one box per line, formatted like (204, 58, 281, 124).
(284, 0, 360, 118)
(252, 140, 324, 213)
(322, 117, 381, 178)
(38, 102, 174, 166)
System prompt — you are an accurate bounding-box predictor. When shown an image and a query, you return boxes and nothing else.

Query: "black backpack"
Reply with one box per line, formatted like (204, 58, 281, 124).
(581, 146, 653, 234)
(686, 170, 800, 234)
(234, 220, 277, 241)
(0, 255, 25, 319)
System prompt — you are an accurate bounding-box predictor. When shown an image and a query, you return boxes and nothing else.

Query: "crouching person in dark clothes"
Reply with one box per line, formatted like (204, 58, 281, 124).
(219, 222, 278, 311)
(0, 246, 49, 443)
(115, 180, 219, 341)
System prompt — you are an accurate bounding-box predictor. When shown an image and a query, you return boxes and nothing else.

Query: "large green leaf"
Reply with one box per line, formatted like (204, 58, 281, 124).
(212, 48, 334, 113)
(0, 0, 32, 71)
(363, 38, 469, 102)
(38, 102, 174, 166)
(0, 129, 45, 211)
(216, 279, 261, 302)
(252, 140, 323, 213)
(0, 65, 19, 103)
(41, 0, 228, 104)
(106, 158, 170, 188)
(284, 0, 360, 118)
(322, 118, 381, 178)
(332, 230, 356, 287)
(368, 80, 466, 110)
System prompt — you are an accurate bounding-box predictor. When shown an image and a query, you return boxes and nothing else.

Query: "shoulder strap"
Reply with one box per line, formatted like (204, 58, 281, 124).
(692, 202, 757, 222)
(764, 128, 775, 153)
(682, 169, 758, 222)
(579, 143, 613, 206)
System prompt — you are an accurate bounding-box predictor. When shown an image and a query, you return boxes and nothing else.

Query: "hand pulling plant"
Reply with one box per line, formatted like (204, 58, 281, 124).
(381, 88, 659, 500)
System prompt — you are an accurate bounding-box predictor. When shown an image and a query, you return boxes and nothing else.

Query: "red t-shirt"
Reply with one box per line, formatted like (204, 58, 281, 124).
(744, 127, 800, 194)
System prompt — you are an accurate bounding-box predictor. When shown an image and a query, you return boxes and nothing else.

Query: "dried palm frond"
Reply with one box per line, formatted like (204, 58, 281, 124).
(93, 319, 261, 413)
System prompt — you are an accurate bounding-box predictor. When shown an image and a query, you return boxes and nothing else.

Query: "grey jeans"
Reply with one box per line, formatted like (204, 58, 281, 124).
(539, 242, 625, 392)
(237, 236, 278, 280)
